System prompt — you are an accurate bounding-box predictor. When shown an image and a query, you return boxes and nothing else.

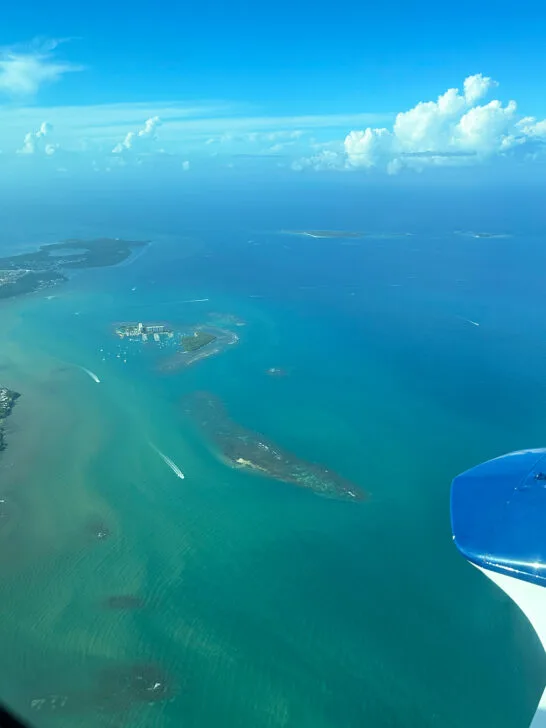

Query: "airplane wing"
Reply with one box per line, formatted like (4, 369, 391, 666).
(451, 448, 546, 726)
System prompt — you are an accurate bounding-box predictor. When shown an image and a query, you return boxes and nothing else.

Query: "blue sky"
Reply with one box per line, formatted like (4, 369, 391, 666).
(1, 0, 546, 178)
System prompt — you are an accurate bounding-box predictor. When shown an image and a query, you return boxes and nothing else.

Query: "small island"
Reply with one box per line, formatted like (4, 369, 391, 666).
(471, 232, 508, 239)
(111, 319, 238, 371)
(0, 387, 20, 451)
(160, 326, 239, 372)
(183, 392, 367, 502)
(180, 330, 216, 352)
(455, 230, 510, 240)
(283, 230, 367, 239)
(0, 238, 149, 300)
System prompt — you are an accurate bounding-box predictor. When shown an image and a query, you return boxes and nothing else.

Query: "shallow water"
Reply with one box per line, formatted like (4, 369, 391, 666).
(0, 218, 544, 728)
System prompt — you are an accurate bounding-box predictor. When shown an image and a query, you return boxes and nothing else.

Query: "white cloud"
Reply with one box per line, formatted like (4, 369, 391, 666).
(295, 74, 546, 173)
(455, 99, 517, 155)
(204, 128, 314, 160)
(9, 72, 546, 177)
(262, 130, 303, 142)
(199, 115, 387, 146)
(0, 102, 392, 159)
(291, 150, 345, 171)
(112, 116, 161, 154)
(463, 73, 497, 105)
(0, 39, 83, 97)
(344, 128, 394, 168)
(18, 121, 58, 155)
(517, 116, 546, 138)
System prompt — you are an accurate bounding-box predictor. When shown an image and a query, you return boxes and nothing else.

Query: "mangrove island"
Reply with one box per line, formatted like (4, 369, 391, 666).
(183, 391, 367, 502)
(0, 238, 149, 300)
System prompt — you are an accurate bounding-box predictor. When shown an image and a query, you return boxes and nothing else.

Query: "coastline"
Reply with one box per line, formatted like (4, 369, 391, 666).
(0, 238, 150, 302)
(0, 387, 20, 451)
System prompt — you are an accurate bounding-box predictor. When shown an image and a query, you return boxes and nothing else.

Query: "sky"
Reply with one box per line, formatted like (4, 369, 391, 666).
(2, 0, 546, 182)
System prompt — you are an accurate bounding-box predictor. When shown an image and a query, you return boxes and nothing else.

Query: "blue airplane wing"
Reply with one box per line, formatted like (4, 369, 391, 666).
(451, 448, 546, 726)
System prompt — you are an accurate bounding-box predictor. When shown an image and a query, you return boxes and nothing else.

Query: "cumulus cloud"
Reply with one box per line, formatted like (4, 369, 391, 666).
(463, 74, 497, 105)
(18, 121, 58, 155)
(294, 74, 546, 173)
(112, 116, 162, 154)
(517, 116, 546, 139)
(0, 38, 83, 97)
(181, 160, 190, 171)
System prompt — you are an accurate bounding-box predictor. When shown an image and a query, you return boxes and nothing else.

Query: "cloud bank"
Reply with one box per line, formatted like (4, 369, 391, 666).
(112, 116, 162, 154)
(3, 67, 546, 178)
(0, 38, 83, 97)
(294, 74, 546, 173)
(18, 121, 57, 155)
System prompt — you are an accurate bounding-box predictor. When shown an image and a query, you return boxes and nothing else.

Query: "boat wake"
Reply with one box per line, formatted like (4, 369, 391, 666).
(150, 444, 185, 479)
(457, 316, 480, 327)
(80, 367, 101, 383)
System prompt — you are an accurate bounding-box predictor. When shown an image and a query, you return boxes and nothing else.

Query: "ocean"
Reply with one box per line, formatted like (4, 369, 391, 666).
(0, 179, 545, 728)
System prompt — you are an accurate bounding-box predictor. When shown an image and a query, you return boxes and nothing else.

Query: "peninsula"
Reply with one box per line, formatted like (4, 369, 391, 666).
(183, 392, 367, 502)
(0, 387, 20, 451)
(0, 238, 149, 300)
(0, 269, 65, 300)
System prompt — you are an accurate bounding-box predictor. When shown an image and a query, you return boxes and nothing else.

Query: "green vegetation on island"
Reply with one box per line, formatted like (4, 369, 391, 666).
(184, 392, 367, 502)
(0, 238, 149, 300)
(42, 237, 150, 269)
(0, 270, 66, 299)
(180, 330, 217, 352)
(110, 320, 237, 372)
(0, 387, 20, 452)
(159, 326, 238, 372)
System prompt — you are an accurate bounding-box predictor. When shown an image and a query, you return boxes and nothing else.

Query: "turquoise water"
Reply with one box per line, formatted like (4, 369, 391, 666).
(0, 212, 545, 727)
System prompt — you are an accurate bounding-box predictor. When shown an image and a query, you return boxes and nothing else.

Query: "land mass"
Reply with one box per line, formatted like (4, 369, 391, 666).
(160, 327, 238, 372)
(0, 269, 66, 300)
(180, 330, 217, 352)
(0, 387, 20, 451)
(183, 391, 367, 502)
(283, 229, 366, 239)
(455, 230, 509, 239)
(115, 321, 173, 341)
(0, 238, 149, 300)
